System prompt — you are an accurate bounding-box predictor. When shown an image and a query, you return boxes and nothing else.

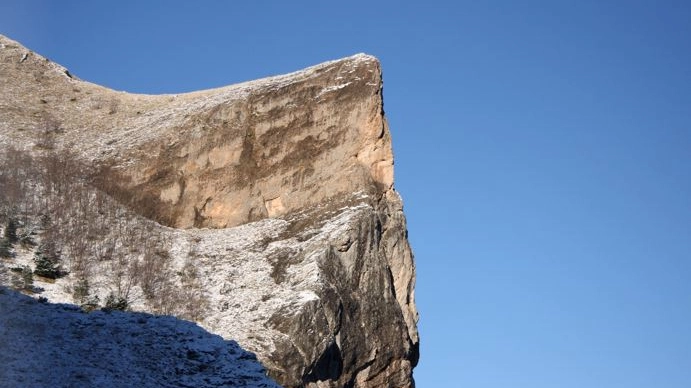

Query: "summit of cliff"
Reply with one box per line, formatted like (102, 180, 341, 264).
(0, 34, 418, 388)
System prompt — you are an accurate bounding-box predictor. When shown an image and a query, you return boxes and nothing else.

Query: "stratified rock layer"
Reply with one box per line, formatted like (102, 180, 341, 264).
(0, 35, 418, 387)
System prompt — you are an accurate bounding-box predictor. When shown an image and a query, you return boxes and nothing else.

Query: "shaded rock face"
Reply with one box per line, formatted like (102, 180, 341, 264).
(270, 196, 419, 387)
(0, 35, 418, 387)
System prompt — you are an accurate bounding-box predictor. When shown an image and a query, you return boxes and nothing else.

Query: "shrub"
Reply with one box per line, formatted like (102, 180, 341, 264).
(73, 278, 100, 311)
(81, 295, 101, 312)
(103, 293, 128, 311)
(19, 232, 37, 249)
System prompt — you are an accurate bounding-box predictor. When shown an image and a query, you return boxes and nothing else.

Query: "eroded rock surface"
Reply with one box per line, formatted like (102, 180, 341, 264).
(0, 35, 418, 387)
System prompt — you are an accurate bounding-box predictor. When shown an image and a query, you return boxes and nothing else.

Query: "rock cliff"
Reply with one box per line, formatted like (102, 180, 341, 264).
(0, 35, 418, 387)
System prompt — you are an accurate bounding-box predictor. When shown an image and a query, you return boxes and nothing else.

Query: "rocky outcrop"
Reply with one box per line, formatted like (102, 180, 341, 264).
(0, 35, 418, 387)
(175, 192, 419, 387)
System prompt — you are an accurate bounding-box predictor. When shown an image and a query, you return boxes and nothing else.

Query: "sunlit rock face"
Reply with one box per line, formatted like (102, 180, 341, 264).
(0, 34, 418, 387)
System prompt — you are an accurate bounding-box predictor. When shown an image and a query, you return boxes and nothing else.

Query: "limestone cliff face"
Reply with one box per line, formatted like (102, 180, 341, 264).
(96, 54, 394, 230)
(0, 35, 418, 387)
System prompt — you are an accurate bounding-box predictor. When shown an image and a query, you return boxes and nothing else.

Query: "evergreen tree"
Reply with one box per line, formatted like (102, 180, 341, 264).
(21, 265, 33, 291)
(4, 218, 18, 244)
(33, 241, 63, 279)
(0, 238, 12, 258)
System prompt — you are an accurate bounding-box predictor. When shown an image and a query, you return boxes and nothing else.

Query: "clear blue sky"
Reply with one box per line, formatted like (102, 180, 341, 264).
(3, 1, 691, 387)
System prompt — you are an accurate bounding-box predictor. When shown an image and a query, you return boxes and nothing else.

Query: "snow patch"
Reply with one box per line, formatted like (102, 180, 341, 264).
(297, 290, 319, 303)
(317, 82, 352, 97)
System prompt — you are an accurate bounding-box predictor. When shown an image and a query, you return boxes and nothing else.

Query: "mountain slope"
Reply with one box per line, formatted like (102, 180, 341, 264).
(0, 288, 281, 388)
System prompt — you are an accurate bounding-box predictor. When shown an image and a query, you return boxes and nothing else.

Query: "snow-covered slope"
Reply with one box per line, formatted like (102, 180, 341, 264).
(0, 287, 281, 388)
